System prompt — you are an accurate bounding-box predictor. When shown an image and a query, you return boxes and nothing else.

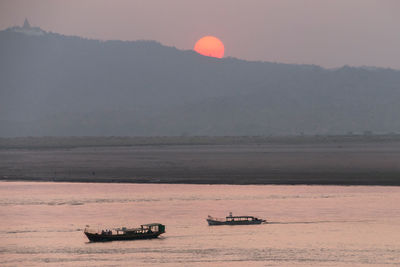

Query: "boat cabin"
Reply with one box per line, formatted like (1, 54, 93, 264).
(85, 223, 165, 236)
(226, 215, 260, 222)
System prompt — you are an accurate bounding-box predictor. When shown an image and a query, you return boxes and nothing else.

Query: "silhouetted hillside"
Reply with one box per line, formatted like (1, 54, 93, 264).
(1, 27, 399, 137)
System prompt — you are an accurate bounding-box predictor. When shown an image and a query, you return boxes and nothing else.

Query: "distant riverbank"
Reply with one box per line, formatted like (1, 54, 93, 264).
(2, 135, 400, 149)
(1, 135, 400, 185)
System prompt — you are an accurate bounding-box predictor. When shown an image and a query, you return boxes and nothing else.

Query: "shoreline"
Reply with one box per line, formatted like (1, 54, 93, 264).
(0, 173, 400, 186)
(1, 177, 400, 186)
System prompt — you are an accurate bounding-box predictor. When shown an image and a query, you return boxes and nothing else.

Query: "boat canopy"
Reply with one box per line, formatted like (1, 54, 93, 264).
(226, 215, 257, 219)
(141, 223, 163, 227)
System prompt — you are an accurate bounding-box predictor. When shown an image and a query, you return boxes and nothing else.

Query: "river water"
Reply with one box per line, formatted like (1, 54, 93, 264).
(1, 182, 399, 266)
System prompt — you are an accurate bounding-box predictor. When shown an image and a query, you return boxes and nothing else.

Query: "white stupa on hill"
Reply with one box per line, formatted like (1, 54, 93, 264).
(8, 18, 45, 36)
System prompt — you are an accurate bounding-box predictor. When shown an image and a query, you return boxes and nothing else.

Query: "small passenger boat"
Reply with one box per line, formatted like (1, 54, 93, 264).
(207, 212, 266, 225)
(84, 223, 165, 242)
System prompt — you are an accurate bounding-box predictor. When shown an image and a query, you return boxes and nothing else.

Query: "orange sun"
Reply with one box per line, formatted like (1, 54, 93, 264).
(194, 36, 224, 58)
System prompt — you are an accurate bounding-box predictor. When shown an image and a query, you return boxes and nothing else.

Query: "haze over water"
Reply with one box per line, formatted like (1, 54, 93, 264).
(1, 182, 399, 266)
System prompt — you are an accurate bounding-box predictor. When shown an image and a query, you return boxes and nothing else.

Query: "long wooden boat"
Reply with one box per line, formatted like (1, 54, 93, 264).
(84, 223, 165, 242)
(207, 212, 266, 226)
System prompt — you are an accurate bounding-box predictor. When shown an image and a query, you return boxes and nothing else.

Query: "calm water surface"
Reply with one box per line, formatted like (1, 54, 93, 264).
(1, 182, 400, 266)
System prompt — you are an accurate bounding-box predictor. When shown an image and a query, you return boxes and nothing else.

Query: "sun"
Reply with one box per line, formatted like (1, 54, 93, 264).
(194, 36, 224, 59)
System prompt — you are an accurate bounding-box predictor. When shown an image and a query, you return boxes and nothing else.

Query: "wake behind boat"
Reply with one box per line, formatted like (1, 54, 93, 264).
(207, 212, 267, 225)
(84, 223, 165, 242)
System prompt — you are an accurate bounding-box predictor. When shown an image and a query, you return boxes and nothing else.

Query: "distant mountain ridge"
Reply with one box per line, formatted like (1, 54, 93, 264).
(1, 24, 400, 137)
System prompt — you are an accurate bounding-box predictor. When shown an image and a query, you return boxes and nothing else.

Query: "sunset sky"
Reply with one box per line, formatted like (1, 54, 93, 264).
(1, 0, 399, 69)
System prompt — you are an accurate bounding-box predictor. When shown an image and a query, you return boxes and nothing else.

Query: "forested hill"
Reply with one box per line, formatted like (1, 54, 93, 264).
(1, 28, 399, 137)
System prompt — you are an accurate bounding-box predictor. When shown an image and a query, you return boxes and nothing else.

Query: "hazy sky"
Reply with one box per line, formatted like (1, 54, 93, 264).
(1, 0, 399, 69)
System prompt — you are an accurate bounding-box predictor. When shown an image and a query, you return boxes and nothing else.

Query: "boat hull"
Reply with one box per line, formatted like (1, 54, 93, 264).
(84, 232, 162, 242)
(207, 219, 265, 226)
